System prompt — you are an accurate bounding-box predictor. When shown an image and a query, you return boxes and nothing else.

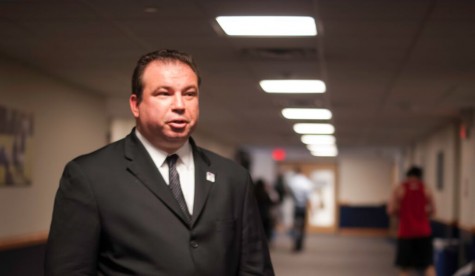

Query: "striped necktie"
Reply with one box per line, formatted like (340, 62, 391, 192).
(166, 154, 191, 222)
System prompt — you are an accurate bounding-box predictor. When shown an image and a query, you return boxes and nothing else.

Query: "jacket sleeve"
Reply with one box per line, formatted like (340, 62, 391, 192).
(239, 174, 275, 276)
(44, 160, 100, 276)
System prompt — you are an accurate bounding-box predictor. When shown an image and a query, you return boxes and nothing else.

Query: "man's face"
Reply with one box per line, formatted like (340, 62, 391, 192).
(130, 60, 199, 152)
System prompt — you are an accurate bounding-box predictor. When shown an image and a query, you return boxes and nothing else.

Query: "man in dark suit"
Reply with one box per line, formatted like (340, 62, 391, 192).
(45, 49, 275, 275)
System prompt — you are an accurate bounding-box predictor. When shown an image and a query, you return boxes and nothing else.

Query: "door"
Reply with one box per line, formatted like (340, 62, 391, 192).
(278, 162, 338, 233)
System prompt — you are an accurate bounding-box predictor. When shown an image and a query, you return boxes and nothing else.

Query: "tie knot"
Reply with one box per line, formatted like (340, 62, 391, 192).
(166, 154, 179, 167)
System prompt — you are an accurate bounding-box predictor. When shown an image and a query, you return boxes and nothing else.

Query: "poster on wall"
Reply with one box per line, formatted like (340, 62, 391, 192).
(0, 105, 34, 186)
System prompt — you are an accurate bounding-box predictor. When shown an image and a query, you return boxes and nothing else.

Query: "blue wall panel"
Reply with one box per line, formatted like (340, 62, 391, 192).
(339, 204, 389, 228)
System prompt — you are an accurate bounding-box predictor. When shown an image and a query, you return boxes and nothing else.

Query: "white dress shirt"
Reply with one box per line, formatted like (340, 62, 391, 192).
(135, 129, 195, 214)
(286, 172, 313, 208)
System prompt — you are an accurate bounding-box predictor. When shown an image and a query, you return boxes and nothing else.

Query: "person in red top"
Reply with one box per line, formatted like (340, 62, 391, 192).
(387, 166, 436, 276)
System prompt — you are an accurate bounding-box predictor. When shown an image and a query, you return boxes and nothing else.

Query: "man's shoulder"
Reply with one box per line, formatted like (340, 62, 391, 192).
(72, 136, 126, 165)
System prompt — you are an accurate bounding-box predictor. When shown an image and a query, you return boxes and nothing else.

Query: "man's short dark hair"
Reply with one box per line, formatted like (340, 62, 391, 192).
(131, 49, 201, 102)
(406, 166, 423, 178)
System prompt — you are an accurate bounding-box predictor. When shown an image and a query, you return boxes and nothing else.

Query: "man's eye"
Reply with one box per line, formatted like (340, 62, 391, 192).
(185, 91, 197, 97)
(155, 91, 169, 96)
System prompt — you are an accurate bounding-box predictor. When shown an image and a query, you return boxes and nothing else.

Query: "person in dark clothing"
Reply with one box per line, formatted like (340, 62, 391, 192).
(387, 166, 436, 276)
(274, 173, 286, 204)
(45, 49, 274, 276)
(254, 179, 276, 242)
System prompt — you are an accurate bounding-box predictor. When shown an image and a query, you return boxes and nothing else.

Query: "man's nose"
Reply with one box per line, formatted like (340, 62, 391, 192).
(171, 94, 185, 109)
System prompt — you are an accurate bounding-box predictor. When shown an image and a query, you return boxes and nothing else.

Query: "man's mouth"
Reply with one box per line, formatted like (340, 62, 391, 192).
(168, 120, 188, 129)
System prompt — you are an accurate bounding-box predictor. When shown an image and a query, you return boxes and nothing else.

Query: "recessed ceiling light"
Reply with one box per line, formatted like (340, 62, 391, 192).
(215, 16, 317, 36)
(310, 147, 338, 157)
(260, 80, 326, 93)
(293, 123, 335, 134)
(301, 135, 336, 145)
(144, 7, 157, 13)
(307, 144, 337, 152)
(282, 108, 332, 120)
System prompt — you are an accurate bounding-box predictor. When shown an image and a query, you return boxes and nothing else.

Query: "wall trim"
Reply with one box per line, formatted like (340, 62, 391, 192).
(459, 223, 475, 234)
(432, 217, 458, 226)
(339, 201, 387, 206)
(338, 228, 389, 237)
(0, 232, 48, 251)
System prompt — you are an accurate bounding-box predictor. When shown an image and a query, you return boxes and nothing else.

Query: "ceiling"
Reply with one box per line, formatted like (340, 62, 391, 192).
(1, 0, 475, 153)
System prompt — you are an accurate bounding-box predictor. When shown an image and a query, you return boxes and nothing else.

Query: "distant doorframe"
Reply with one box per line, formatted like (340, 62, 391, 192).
(277, 162, 338, 234)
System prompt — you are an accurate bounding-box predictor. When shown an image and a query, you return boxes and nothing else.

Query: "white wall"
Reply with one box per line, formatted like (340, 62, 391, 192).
(248, 148, 277, 184)
(459, 131, 475, 228)
(0, 56, 108, 238)
(458, 113, 475, 228)
(339, 149, 395, 205)
(405, 124, 459, 223)
(109, 118, 135, 142)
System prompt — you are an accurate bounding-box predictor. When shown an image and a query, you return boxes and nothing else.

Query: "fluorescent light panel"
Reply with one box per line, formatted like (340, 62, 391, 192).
(301, 135, 336, 145)
(310, 148, 338, 157)
(216, 16, 317, 36)
(293, 123, 335, 134)
(260, 80, 326, 93)
(307, 144, 337, 152)
(282, 108, 332, 120)
(308, 144, 338, 156)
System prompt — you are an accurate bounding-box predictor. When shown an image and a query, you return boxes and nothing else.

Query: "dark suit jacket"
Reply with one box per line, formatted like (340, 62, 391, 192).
(45, 130, 274, 275)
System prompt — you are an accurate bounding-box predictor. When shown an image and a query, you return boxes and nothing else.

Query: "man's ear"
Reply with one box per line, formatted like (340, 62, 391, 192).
(129, 94, 140, 118)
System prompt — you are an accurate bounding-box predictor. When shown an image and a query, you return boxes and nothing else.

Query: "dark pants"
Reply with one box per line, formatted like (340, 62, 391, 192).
(293, 206, 307, 251)
(396, 236, 433, 269)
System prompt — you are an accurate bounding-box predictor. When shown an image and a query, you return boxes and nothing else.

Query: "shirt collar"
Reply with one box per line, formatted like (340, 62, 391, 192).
(174, 139, 193, 169)
(135, 128, 193, 169)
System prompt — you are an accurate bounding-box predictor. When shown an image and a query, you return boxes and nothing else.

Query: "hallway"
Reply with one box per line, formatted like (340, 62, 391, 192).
(270, 233, 398, 276)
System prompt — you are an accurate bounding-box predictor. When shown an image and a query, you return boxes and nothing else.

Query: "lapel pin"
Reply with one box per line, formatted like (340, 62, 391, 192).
(206, 172, 215, 182)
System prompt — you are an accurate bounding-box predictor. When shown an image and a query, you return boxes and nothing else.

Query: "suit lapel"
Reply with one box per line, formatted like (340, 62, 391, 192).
(190, 139, 214, 226)
(124, 131, 191, 226)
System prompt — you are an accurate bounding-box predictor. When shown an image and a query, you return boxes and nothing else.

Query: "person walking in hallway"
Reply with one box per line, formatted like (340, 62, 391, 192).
(387, 166, 436, 276)
(45, 49, 274, 275)
(254, 178, 278, 243)
(286, 167, 313, 252)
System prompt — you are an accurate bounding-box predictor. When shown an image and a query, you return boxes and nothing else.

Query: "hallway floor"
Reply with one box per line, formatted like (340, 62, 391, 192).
(270, 233, 399, 276)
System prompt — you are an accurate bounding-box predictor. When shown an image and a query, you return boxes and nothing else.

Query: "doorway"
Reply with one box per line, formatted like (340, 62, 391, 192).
(277, 162, 338, 233)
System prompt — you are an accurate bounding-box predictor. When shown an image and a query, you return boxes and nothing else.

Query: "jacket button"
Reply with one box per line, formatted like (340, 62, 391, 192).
(190, 240, 199, 248)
